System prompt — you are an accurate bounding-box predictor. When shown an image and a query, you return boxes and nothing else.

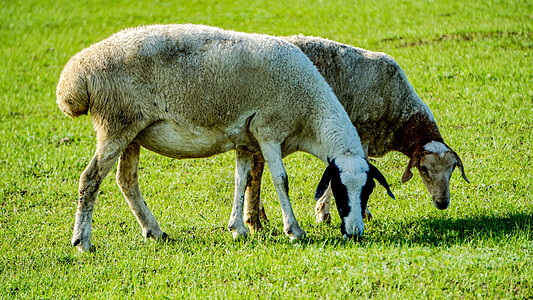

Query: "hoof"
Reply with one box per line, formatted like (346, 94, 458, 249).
(228, 225, 249, 239)
(144, 228, 167, 240)
(72, 238, 81, 247)
(245, 221, 263, 234)
(286, 226, 306, 241)
(72, 237, 93, 252)
(244, 213, 263, 233)
(230, 230, 248, 240)
(160, 232, 175, 243)
(316, 212, 331, 224)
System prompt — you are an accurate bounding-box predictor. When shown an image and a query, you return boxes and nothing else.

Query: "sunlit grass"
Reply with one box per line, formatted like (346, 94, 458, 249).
(1, 0, 532, 298)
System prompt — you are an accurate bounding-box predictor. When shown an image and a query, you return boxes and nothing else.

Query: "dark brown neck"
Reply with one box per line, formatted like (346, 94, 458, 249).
(393, 111, 444, 158)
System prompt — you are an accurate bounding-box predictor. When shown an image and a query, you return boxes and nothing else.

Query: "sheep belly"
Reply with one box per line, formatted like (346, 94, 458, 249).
(134, 120, 254, 159)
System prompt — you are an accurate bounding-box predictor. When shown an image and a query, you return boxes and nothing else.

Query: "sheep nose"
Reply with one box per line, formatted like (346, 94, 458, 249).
(433, 199, 450, 210)
(432, 192, 450, 210)
(343, 227, 364, 239)
(355, 227, 363, 236)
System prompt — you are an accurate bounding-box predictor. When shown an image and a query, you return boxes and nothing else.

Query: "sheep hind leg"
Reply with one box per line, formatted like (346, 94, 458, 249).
(228, 149, 252, 239)
(72, 138, 130, 252)
(260, 143, 306, 241)
(116, 142, 168, 242)
(244, 154, 267, 233)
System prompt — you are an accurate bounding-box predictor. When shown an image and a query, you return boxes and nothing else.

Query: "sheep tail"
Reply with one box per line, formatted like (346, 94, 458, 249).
(56, 59, 90, 118)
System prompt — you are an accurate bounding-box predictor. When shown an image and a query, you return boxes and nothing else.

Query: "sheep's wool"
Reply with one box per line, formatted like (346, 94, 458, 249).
(424, 141, 449, 156)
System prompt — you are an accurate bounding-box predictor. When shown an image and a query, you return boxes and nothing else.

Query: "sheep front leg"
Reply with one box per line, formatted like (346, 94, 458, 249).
(315, 184, 333, 223)
(244, 154, 267, 233)
(260, 143, 306, 241)
(72, 144, 124, 252)
(116, 143, 168, 241)
(228, 150, 252, 239)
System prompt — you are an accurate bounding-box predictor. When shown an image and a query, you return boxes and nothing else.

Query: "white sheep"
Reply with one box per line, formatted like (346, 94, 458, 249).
(56, 24, 394, 252)
(243, 35, 469, 231)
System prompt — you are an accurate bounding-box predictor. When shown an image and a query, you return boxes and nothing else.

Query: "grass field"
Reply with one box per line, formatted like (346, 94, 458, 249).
(1, 0, 532, 298)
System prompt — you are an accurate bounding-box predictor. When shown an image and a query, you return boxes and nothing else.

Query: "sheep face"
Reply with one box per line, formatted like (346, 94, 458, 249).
(316, 157, 394, 237)
(402, 141, 469, 210)
(418, 151, 456, 209)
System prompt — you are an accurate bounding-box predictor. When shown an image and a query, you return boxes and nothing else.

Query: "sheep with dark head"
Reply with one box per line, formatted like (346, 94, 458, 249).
(243, 35, 469, 231)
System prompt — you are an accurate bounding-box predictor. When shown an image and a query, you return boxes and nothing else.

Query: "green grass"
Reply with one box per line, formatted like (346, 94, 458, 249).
(1, 0, 532, 298)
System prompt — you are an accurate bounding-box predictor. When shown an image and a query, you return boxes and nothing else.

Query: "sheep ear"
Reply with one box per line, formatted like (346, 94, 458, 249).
(452, 150, 470, 184)
(368, 162, 395, 200)
(401, 155, 419, 183)
(315, 161, 335, 201)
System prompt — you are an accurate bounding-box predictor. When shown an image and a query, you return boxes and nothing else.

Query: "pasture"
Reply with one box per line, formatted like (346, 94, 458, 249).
(1, 0, 532, 298)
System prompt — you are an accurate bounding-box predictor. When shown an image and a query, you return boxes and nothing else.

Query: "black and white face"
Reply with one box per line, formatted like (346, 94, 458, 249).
(334, 157, 370, 237)
(315, 156, 394, 238)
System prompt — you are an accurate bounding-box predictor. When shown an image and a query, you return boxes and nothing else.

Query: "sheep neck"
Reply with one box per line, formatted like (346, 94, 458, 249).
(392, 111, 444, 158)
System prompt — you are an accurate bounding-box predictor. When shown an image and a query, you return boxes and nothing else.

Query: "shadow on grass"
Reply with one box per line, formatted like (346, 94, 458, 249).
(275, 212, 533, 249)
(357, 212, 533, 247)
(124, 212, 532, 250)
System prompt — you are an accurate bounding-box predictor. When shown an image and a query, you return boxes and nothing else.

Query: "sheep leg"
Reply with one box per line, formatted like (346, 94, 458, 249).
(116, 142, 168, 241)
(228, 149, 252, 239)
(72, 140, 128, 252)
(243, 154, 267, 233)
(258, 199, 268, 220)
(260, 143, 306, 241)
(315, 185, 333, 223)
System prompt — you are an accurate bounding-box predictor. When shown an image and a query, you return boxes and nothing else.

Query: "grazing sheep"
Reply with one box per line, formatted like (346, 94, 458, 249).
(244, 35, 469, 231)
(56, 24, 394, 252)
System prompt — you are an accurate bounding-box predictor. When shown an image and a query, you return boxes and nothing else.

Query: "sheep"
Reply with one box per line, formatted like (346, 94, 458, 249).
(56, 24, 395, 252)
(243, 35, 469, 232)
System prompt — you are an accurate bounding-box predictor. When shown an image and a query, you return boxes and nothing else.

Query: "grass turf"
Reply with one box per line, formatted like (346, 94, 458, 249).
(1, 0, 532, 298)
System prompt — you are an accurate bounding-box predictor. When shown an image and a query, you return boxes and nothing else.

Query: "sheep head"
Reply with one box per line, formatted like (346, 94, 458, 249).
(401, 141, 469, 209)
(316, 156, 394, 238)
